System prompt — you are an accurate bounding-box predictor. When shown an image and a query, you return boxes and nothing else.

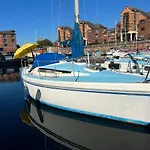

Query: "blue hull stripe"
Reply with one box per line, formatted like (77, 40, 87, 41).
(30, 96, 149, 126)
(23, 78, 150, 97)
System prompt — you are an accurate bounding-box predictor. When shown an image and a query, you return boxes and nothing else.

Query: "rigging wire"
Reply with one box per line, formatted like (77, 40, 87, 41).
(65, 0, 71, 27)
(96, 0, 101, 45)
(50, 0, 54, 34)
(57, 0, 62, 27)
(96, 0, 99, 24)
(56, 0, 62, 52)
(83, 0, 86, 20)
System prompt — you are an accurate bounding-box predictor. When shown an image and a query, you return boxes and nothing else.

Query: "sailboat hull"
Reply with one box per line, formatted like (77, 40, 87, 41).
(23, 74, 150, 126)
(26, 98, 150, 150)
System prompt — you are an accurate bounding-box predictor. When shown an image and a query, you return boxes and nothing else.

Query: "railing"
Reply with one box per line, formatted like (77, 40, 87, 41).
(21, 59, 75, 79)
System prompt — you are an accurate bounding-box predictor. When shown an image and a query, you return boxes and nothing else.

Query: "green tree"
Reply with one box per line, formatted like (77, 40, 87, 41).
(37, 39, 53, 48)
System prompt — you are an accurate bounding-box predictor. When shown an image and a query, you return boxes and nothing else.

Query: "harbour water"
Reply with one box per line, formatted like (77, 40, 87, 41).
(0, 68, 150, 150)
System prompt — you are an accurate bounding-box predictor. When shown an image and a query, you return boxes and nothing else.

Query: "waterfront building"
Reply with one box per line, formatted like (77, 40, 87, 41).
(120, 6, 150, 42)
(0, 30, 17, 53)
(57, 6, 150, 45)
(57, 26, 73, 42)
(57, 20, 107, 46)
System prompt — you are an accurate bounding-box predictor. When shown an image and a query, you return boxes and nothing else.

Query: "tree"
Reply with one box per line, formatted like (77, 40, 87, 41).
(37, 39, 53, 48)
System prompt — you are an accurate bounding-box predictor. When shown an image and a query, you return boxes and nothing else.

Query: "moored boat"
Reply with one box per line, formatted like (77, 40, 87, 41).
(20, 97, 150, 150)
(22, 0, 150, 127)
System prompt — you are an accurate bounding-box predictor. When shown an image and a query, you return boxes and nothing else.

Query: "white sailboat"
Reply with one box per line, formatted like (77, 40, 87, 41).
(21, 98, 150, 150)
(22, 0, 150, 127)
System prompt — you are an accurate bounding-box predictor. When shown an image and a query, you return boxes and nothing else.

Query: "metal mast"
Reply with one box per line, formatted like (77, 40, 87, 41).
(74, 0, 79, 23)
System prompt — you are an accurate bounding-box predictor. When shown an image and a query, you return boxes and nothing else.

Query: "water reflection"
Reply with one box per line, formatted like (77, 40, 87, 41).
(0, 67, 20, 82)
(20, 96, 150, 150)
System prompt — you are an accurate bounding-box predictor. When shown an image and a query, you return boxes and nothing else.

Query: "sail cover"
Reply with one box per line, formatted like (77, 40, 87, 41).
(71, 23, 84, 59)
(30, 53, 66, 71)
(60, 23, 84, 59)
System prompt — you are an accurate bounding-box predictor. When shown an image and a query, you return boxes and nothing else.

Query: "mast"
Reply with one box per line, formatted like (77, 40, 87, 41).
(74, 0, 79, 23)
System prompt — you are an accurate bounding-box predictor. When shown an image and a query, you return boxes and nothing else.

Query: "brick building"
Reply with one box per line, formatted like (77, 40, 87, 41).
(103, 28, 116, 44)
(57, 6, 150, 46)
(86, 23, 107, 44)
(57, 21, 107, 45)
(57, 26, 73, 42)
(120, 6, 150, 42)
(101, 6, 150, 44)
(79, 20, 107, 45)
(79, 20, 93, 43)
(57, 21, 94, 45)
(0, 30, 17, 53)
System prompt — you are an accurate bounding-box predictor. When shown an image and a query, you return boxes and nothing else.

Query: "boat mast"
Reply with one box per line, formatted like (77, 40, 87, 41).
(74, 0, 79, 23)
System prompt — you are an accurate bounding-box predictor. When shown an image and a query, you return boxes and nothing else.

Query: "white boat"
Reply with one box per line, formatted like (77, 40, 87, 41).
(21, 97, 150, 150)
(22, 0, 150, 127)
(102, 53, 150, 76)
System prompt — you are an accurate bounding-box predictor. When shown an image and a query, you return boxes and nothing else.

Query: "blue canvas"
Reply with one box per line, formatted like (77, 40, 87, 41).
(70, 23, 84, 59)
(30, 53, 66, 71)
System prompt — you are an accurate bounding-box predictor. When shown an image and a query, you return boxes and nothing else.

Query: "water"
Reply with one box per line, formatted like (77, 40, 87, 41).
(0, 68, 150, 150)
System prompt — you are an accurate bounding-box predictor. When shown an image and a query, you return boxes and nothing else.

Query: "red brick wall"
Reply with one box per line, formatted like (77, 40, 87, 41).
(120, 6, 150, 41)
(0, 34, 17, 53)
(57, 27, 72, 42)
(138, 19, 150, 40)
(87, 28, 106, 44)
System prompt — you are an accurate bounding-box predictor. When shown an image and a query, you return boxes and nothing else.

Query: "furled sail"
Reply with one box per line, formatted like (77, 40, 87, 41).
(60, 23, 84, 59)
(71, 23, 84, 59)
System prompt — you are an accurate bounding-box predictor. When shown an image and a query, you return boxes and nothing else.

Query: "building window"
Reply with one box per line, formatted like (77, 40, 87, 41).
(3, 34, 6, 39)
(58, 30, 61, 40)
(4, 39, 7, 43)
(147, 34, 150, 40)
(12, 42, 16, 47)
(11, 34, 14, 39)
(123, 13, 129, 31)
(140, 20, 145, 24)
(141, 27, 145, 31)
(134, 11, 137, 30)
(4, 43, 7, 47)
(95, 30, 99, 33)
(12, 39, 15, 42)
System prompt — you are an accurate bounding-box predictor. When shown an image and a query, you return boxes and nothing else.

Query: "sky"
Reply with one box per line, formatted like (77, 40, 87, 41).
(0, 0, 150, 45)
